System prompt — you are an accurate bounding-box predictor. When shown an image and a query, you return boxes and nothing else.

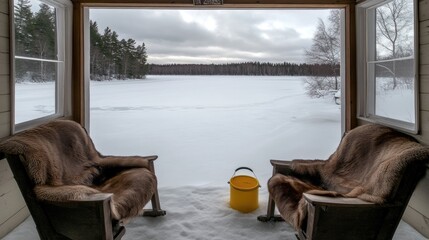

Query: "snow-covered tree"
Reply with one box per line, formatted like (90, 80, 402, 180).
(304, 10, 341, 98)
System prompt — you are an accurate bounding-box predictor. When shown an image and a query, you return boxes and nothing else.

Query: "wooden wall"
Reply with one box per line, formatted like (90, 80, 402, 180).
(401, 0, 429, 237)
(0, 0, 30, 238)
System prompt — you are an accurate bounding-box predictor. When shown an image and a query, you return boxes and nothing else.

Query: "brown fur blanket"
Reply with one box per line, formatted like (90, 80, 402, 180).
(268, 124, 429, 229)
(0, 119, 157, 222)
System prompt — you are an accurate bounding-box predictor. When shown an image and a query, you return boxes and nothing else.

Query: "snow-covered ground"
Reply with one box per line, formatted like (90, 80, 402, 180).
(89, 75, 341, 187)
(7, 75, 426, 239)
(376, 78, 415, 123)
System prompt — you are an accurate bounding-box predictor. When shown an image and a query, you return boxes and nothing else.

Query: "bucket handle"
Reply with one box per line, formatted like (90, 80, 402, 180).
(229, 167, 260, 187)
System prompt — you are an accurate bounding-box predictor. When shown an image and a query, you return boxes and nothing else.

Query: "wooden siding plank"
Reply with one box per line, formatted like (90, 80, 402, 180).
(421, 76, 429, 94)
(0, 178, 18, 200)
(0, 52, 8, 64)
(421, 44, 429, 65)
(0, 37, 8, 53)
(0, 94, 10, 112)
(0, 13, 8, 38)
(403, 205, 429, 238)
(421, 64, 429, 75)
(0, 160, 13, 183)
(0, 158, 9, 172)
(0, 0, 8, 15)
(0, 207, 30, 239)
(0, 63, 9, 74)
(419, 110, 429, 134)
(0, 184, 26, 225)
(0, 122, 10, 138)
(0, 111, 10, 125)
(421, 20, 429, 45)
(418, 110, 429, 145)
(420, 0, 429, 21)
(421, 94, 429, 111)
(0, 75, 9, 95)
(421, 75, 429, 93)
(408, 171, 429, 217)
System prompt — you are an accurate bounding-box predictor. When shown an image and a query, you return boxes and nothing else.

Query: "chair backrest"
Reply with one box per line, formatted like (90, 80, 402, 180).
(303, 124, 428, 240)
(0, 120, 119, 240)
(0, 120, 101, 186)
(323, 124, 428, 204)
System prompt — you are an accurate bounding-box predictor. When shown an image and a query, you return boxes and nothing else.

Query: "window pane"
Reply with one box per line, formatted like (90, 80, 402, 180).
(375, 0, 414, 60)
(14, 0, 61, 125)
(15, 0, 58, 60)
(15, 59, 57, 124)
(373, 58, 415, 123)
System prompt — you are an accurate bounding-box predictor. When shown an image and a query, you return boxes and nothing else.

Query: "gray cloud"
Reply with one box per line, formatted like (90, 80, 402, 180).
(90, 9, 331, 64)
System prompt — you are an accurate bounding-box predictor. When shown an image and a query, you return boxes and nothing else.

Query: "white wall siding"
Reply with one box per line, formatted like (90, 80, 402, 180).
(402, 0, 429, 237)
(0, 0, 30, 238)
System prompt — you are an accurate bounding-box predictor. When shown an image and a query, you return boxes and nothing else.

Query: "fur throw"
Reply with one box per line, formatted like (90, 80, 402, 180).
(268, 124, 429, 230)
(0, 119, 157, 222)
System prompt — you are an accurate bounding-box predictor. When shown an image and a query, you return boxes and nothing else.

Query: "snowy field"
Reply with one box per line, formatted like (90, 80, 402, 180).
(7, 75, 426, 240)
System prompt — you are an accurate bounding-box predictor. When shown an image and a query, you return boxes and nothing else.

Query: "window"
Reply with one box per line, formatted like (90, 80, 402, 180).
(13, 0, 72, 130)
(357, 0, 417, 132)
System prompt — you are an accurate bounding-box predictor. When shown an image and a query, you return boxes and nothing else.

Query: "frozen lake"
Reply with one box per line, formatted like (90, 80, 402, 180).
(89, 75, 341, 187)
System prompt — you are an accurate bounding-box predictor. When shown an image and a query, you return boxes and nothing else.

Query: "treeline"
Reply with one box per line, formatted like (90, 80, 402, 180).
(147, 62, 339, 76)
(90, 21, 148, 80)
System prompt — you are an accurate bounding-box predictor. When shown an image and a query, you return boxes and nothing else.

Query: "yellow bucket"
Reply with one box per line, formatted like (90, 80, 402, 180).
(229, 167, 260, 213)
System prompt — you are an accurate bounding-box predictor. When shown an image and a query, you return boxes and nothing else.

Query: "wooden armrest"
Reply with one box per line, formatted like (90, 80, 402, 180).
(145, 155, 158, 161)
(40, 193, 120, 240)
(270, 159, 293, 175)
(99, 155, 158, 169)
(270, 159, 293, 166)
(303, 193, 376, 207)
(42, 193, 113, 208)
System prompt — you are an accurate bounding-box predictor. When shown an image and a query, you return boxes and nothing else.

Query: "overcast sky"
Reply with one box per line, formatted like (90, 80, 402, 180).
(89, 9, 332, 64)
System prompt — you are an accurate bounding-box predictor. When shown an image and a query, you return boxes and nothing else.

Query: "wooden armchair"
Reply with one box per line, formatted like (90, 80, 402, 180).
(258, 124, 429, 240)
(0, 119, 165, 240)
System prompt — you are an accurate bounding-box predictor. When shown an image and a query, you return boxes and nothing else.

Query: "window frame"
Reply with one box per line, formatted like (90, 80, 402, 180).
(356, 0, 419, 133)
(11, 0, 72, 132)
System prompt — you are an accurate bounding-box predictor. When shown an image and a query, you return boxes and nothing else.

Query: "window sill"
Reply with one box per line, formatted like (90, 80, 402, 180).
(357, 116, 418, 135)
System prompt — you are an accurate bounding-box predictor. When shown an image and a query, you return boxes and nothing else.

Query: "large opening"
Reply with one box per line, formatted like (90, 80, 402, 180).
(87, 8, 344, 188)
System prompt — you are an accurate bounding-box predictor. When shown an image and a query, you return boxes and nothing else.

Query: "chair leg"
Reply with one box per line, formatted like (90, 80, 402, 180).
(258, 164, 285, 222)
(143, 188, 166, 217)
(257, 194, 284, 222)
(143, 160, 166, 217)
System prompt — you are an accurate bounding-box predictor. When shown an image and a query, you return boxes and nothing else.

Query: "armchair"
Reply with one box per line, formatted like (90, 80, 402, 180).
(0, 119, 165, 240)
(258, 124, 429, 240)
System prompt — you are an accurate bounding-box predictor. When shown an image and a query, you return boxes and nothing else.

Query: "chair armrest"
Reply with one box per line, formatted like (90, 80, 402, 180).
(40, 193, 123, 240)
(99, 155, 158, 169)
(270, 159, 293, 175)
(303, 193, 376, 207)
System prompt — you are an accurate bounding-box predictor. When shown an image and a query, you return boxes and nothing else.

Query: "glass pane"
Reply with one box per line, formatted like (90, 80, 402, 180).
(373, 58, 415, 123)
(14, 0, 59, 125)
(15, 59, 57, 123)
(375, 0, 414, 60)
(14, 0, 57, 60)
